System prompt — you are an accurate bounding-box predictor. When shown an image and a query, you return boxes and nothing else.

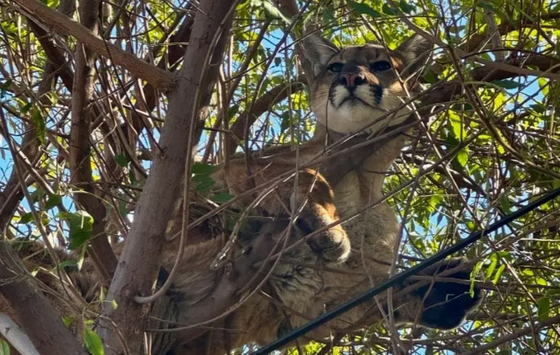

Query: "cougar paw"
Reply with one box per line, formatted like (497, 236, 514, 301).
(306, 224, 351, 263)
(415, 258, 483, 329)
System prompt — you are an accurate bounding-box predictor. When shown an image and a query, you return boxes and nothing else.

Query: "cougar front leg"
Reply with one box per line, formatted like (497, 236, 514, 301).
(215, 162, 350, 263)
(290, 169, 350, 263)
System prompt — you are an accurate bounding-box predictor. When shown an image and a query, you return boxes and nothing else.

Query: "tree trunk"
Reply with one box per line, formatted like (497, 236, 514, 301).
(97, 1, 236, 353)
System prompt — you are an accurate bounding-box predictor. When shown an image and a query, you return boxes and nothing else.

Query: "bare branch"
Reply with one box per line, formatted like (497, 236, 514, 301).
(460, 315, 560, 355)
(97, 1, 236, 353)
(226, 79, 305, 155)
(70, 0, 117, 283)
(10, 0, 174, 90)
(0, 313, 40, 355)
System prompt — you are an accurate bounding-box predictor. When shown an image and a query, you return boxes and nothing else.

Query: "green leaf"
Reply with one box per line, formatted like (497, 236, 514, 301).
(191, 163, 215, 175)
(251, 0, 291, 23)
(492, 264, 506, 284)
(228, 105, 239, 118)
(19, 212, 34, 224)
(530, 104, 545, 114)
(470, 260, 483, 297)
(485, 253, 498, 280)
(449, 114, 463, 141)
(477, 1, 495, 11)
(399, 0, 415, 13)
(499, 195, 512, 214)
(113, 154, 129, 167)
(45, 194, 62, 210)
(192, 174, 215, 193)
(347, 1, 381, 17)
(382, 3, 398, 15)
(84, 328, 105, 355)
(492, 79, 523, 90)
(211, 193, 235, 204)
(62, 316, 75, 328)
(323, 8, 335, 22)
(56, 259, 78, 271)
(32, 107, 46, 144)
(21, 102, 32, 114)
(424, 71, 437, 84)
(456, 148, 469, 167)
(537, 297, 550, 321)
(0, 339, 10, 355)
(30, 187, 46, 202)
(59, 211, 94, 250)
(0, 80, 11, 98)
(262, 0, 291, 23)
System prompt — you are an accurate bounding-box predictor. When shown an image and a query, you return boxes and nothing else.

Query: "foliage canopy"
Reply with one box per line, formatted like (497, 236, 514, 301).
(1, 0, 560, 353)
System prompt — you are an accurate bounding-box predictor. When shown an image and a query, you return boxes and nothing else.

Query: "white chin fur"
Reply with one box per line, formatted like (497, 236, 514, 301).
(313, 89, 412, 135)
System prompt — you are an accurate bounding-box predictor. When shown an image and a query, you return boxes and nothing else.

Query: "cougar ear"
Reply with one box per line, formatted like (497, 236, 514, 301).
(300, 32, 339, 77)
(395, 32, 433, 77)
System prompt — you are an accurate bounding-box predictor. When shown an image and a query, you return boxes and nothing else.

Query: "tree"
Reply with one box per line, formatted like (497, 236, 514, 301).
(0, 0, 559, 354)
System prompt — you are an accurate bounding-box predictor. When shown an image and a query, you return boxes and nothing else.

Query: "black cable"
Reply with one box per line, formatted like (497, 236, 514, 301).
(254, 186, 560, 354)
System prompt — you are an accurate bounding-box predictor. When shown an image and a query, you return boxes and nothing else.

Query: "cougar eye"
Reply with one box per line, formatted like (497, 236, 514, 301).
(327, 62, 343, 73)
(370, 61, 392, 72)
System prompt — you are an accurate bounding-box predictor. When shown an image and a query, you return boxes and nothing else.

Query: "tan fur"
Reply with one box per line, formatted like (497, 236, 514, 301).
(0, 34, 481, 355)
(154, 34, 442, 354)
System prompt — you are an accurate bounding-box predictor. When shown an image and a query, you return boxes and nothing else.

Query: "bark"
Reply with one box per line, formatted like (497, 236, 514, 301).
(0, 242, 87, 355)
(0, 313, 40, 355)
(471, 55, 560, 81)
(97, 1, 236, 353)
(70, 0, 117, 282)
(11, 0, 173, 90)
(27, 22, 74, 91)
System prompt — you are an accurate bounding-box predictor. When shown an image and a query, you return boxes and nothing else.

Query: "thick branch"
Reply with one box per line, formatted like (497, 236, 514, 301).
(0, 313, 40, 355)
(70, 0, 117, 283)
(27, 22, 74, 91)
(471, 54, 560, 81)
(11, 0, 174, 90)
(0, 242, 87, 354)
(98, 1, 235, 353)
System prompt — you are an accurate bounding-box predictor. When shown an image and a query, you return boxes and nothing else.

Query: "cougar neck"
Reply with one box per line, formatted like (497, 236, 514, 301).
(317, 125, 407, 203)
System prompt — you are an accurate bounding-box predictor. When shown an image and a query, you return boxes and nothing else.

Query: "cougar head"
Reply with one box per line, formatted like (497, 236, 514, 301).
(302, 32, 432, 135)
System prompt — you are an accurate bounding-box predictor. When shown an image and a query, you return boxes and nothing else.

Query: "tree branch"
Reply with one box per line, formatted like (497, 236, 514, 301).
(0, 313, 40, 355)
(460, 315, 560, 355)
(225, 79, 305, 155)
(471, 54, 560, 81)
(70, 0, 117, 283)
(0, 242, 87, 354)
(11, 0, 174, 90)
(97, 1, 236, 353)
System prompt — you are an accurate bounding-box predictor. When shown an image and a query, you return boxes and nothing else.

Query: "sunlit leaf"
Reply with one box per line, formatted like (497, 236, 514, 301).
(347, 1, 381, 17)
(59, 211, 94, 250)
(0, 339, 9, 355)
(84, 328, 105, 355)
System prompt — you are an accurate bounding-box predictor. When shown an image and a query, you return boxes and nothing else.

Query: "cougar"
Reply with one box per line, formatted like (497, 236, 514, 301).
(150, 32, 483, 354)
(0, 32, 482, 355)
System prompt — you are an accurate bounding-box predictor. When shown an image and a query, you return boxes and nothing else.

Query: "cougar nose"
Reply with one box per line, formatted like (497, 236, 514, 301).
(340, 73, 366, 88)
